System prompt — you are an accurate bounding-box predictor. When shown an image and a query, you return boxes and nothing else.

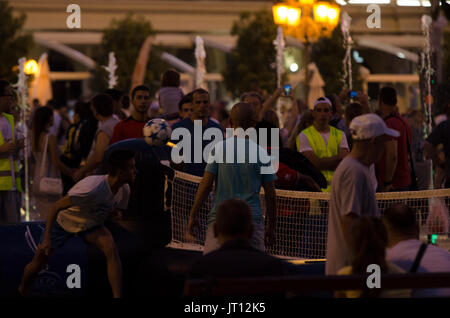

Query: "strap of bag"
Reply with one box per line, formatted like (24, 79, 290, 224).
(39, 134, 49, 178)
(385, 114, 418, 189)
(409, 243, 428, 273)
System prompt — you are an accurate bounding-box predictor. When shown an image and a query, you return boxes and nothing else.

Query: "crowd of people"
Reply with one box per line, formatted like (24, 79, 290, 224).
(0, 65, 449, 298)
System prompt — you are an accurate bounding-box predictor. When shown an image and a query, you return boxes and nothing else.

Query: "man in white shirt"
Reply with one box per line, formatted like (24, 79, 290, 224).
(326, 114, 399, 275)
(19, 149, 136, 298)
(383, 204, 450, 297)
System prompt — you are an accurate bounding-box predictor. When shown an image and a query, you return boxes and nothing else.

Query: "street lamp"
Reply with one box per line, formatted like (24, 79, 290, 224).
(24, 59, 38, 75)
(273, 0, 340, 99)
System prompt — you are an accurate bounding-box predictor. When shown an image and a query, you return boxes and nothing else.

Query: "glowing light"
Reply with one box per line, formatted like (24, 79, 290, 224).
(273, 5, 289, 25)
(290, 63, 299, 72)
(328, 8, 338, 20)
(24, 59, 38, 75)
(286, 8, 301, 26)
(316, 5, 328, 18)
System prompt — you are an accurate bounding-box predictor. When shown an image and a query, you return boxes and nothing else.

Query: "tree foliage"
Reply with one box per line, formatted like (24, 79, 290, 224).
(98, 14, 170, 93)
(311, 26, 361, 95)
(223, 11, 278, 97)
(0, 1, 33, 82)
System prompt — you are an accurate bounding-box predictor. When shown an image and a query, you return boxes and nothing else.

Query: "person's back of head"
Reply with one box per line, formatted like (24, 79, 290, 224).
(217, 108, 230, 123)
(230, 102, 256, 130)
(382, 204, 419, 240)
(261, 109, 280, 128)
(32, 98, 40, 107)
(255, 116, 283, 151)
(240, 91, 263, 104)
(104, 88, 124, 102)
(326, 94, 338, 115)
(240, 91, 263, 113)
(213, 199, 253, 245)
(106, 149, 136, 182)
(379, 86, 397, 107)
(161, 69, 180, 87)
(46, 99, 55, 110)
(91, 93, 114, 118)
(74, 101, 92, 122)
(344, 102, 370, 126)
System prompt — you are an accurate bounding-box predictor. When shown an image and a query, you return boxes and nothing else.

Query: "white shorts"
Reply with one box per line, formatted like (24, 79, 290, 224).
(203, 221, 265, 255)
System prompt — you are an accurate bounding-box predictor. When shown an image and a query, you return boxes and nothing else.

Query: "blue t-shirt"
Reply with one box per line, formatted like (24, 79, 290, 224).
(205, 137, 277, 225)
(171, 117, 223, 177)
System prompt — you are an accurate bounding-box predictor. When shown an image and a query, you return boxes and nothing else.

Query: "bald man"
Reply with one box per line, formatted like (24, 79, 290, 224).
(187, 102, 277, 254)
(188, 199, 286, 279)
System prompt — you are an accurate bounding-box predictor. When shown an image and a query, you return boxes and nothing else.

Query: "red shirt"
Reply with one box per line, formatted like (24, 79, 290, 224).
(110, 117, 148, 145)
(376, 114, 412, 190)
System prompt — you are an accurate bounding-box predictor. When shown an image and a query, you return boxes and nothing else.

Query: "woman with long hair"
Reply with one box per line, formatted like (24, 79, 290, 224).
(30, 107, 74, 220)
(335, 216, 411, 298)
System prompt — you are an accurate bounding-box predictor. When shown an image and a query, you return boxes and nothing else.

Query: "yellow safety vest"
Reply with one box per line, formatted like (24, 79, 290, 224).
(297, 125, 343, 192)
(0, 113, 22, 192)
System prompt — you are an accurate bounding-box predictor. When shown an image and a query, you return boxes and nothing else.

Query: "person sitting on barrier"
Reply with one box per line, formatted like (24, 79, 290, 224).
(336, 216, 410, 298)
(383, 203, 450, 298)
(18, 149, 136, 298)
(186, 102, 277, 254)
(188, 199, 286, 279)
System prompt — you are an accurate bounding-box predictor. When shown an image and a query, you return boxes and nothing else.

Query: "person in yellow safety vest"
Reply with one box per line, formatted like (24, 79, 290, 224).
(296, 97, 349, 192)
(0, 80, 24, 222)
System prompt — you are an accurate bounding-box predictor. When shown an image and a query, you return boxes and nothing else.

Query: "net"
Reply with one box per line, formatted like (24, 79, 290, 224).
(168, 170, 450, 259)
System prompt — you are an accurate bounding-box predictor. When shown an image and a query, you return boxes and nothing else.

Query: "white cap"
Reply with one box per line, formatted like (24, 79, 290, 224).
(313, 97, 332, 108)
(350, 113, 400, 140)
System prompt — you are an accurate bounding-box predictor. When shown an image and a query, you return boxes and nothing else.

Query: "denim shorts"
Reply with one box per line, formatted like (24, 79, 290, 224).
(39, 222, 102, 249)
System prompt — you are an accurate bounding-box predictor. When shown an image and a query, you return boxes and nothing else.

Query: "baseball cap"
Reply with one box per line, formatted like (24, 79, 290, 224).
(350, 113, 400, 140)
(313, 97, 332, 108)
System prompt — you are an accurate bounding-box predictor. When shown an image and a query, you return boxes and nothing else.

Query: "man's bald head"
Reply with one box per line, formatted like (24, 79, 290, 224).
(213, 199, 253, 242)
(230, 102, 257, 130)
(382, 204, 419, 238)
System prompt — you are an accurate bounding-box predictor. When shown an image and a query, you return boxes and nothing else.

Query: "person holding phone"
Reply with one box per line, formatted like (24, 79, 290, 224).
(0, 79, 24, 222)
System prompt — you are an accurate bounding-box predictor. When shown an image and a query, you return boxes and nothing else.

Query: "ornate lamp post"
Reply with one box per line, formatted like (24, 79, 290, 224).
(272, 0, 340, 100)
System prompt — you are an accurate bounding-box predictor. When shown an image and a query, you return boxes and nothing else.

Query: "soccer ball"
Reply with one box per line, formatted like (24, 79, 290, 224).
(143, 118, 172, 146)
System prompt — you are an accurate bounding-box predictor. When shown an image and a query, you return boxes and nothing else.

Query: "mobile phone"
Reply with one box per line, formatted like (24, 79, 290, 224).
(284, 84, 291, 96)
(349, 90, 358, 99)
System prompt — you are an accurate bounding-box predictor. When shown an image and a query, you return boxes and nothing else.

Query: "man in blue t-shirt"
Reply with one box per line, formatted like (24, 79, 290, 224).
(170, 88, 223, 177)
(187, 102, 277, 254)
